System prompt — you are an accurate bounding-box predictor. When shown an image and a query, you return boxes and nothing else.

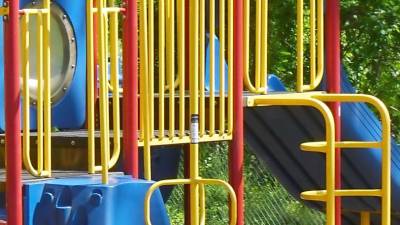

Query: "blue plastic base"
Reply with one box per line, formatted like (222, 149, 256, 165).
(23, 175, 170, 225)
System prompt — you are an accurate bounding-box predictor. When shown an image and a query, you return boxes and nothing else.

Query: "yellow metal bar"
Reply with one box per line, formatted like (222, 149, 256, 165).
(300, 141, 382, 153)
(311, 94, 391, 225)
(167, 0, 175, 139)
(22, 14, 37, 177)
(158, 0, 165, 140)
(190, 0, 200, 221)
(149, 0, 155, 139)
(43, 0, 52, 177)
(296, 0, 304, 92)
(218, 0, 225, 135)
(310, 0, 316, 85)
(209, 0, 215, 136)
(20, 8, 50, 14)
(315, 0, 324, 89)
(243, 0, 266, 94)
(139, 0, 151, 180)
(37, 12, 44, 175)
(144, 178, 237, 225)
(109, 11, 121, 167)
(87, 0, 95, 174)
(261, 0, 268, 90)
(97, 0, 109, 184)
(360, 211, 371, 225)
(227, 0, 233, 134)
(0, 6, 8, 15)
(178, 0, 185, 138)
(199, 184, 206, 225)
(199, 0, 205, 136)
(248, 96, 335, 225)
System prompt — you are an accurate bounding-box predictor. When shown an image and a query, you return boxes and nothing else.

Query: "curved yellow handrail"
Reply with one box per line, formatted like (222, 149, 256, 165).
(311, 94, 391, 225)
(247, 94, 336, 225)
(21, 2, 52, 178)
(296, 0, 324, 92)
(243, 0, 268, 94)
(144, 178, 237, 225)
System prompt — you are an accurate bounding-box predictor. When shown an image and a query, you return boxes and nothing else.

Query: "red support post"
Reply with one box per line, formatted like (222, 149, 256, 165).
(326, 1, 342, 224)
(123, 0, 139, 178)
(229, 0, 244, 224)
(4, 0, 23, 224)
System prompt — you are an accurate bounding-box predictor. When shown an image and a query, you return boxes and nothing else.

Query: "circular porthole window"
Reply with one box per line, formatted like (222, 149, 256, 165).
(21, 1, 76, 104)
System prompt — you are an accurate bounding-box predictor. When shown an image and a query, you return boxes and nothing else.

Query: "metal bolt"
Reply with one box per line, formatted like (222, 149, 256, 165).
(71, 64, 75, 69)
(71, 37, 75, 42)
(32, 1, 36, 5)
(0, 139, 4, 145)
(89, 193, 103, 207)
(3, 2, 8, 7)
(63, 87, 68, 92)
(70, 140, 76, 146)
(3, 16, 8, 22)
(63, 14, 67, 19)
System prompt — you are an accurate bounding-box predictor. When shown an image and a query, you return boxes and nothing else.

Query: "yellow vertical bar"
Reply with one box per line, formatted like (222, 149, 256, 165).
(360, 212, 370, 225)
(189, 0, 199, 222)
(109, 11, 121, 167)
(255, 0, 261, 90)
(326, 122, 335, 225)
(310, 0, 316, 85)
(261, 0, 268, 93)
(227, 0, 233, 134)
(22, 14, 33, 175)
(218, 0, 225, 135)
(87, 0, 96, 174)
(36, 13, 44, 175)
(381, 105, 391, 225)
(199, 184, 206, 225)
(167, 0, 175, 139)
(43, 0, 52, 177)
(199, 0, 205, 136)
(296, 0, 304, 92)
(159, 0, 165, 140)
(243, 0, 250, 90)
(97, 0, 109, 184)
(315, 0, 324, 89)
(209, 0, 215, 136)
(149, 0, 155, 139)
(140, 0, 151, 180)
(178, 0, 185, 138)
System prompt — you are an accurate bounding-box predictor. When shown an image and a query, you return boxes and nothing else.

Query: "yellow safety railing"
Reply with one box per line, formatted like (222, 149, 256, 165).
(246, 93, 391, 225)
(297, 0, 324, 92)
(21, 0, 52, 177)
(243, 0, 268, 94)
(139, 0, 234, 179)
(87, 0, 123, 184)
(140, 0, 237, 223)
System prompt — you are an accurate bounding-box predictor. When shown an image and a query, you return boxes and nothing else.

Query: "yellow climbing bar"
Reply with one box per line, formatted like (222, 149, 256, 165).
(87, 0, 122, 184)
(246, 93, 391, 225)
(243, 0, 268, 93)
(21, 0, 52, 178)
(297, 0, 324, 92)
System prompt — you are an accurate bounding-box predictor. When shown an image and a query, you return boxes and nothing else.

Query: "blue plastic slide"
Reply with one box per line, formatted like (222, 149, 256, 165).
(244, 70, 400, 224)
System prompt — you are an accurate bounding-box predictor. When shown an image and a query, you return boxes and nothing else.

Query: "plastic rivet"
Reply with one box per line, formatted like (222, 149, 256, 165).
(43, 192, 55, 204)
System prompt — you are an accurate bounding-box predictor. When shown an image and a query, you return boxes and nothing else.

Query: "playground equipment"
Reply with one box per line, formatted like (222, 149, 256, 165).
(0, 0, 396, 225)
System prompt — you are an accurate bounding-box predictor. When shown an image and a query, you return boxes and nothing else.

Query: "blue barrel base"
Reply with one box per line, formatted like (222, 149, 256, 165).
(24, 175, 170, 225)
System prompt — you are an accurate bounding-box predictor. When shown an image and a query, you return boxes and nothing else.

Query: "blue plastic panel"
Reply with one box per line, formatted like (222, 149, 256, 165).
(0, 0, 86, 131)
(24, 175, 170, 225)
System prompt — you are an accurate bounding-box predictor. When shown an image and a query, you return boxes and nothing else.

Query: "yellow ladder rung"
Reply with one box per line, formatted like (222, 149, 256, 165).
(0, 6, 8, 16)
(20, 8, 50, 15)
(301, 189, 382, 202)
(300, 141, 382, 153)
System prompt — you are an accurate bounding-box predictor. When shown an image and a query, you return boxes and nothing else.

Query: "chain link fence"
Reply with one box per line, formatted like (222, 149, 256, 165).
(165, 142, 326, 224)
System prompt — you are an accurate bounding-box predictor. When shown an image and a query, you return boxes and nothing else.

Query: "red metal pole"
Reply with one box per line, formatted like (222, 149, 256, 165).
(229, 0, 244, 224)
(326, 1, 342, 224)
(123, 0, 139, 178)
(4, 0, 23, 224)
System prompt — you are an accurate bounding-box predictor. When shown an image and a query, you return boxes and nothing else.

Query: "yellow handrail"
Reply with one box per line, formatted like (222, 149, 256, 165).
(87, 0, 122, 184)
(243, 0, 268, 94)
(21, 1, 51, 178)
(296, 0, 324, 92)
(144, 178, 237, 225)
(247, 93, 391, 225)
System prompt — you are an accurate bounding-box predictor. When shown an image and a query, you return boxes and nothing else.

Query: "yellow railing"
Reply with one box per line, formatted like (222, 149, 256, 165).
(140, 0, 234, 179)
(21, 0, 52, 177)
(140, 0, 237, 223)
(86, 0, 123, 184)
(297, 0, 324, 92)
(246, 93, 391, 225)
(243, 0, 268, 94)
